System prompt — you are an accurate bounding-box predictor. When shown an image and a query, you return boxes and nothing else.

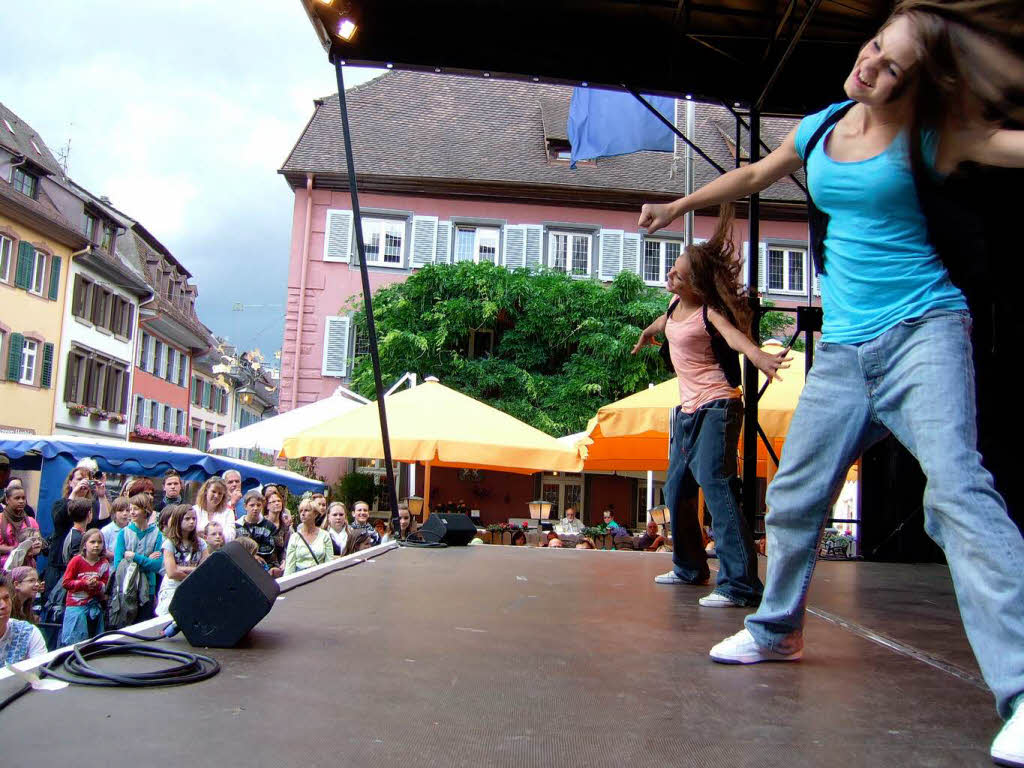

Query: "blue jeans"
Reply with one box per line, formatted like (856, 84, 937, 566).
(745, 309, 1024, 719)
(664, 397, 763, 605)
(60, 601, 106, 646)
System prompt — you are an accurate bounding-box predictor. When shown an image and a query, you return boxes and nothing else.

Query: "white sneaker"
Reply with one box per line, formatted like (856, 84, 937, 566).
(699, 591, 744, 608)
(709, 628, 803, 664)
(654, 571, 710, 586)
(992, 700, 1024, 767)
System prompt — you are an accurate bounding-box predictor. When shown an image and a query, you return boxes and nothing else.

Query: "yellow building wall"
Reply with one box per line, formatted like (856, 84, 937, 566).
(0, 212, 71, 435)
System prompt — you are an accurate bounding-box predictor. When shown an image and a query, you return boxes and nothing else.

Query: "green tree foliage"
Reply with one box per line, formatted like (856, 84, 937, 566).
(346, 263, 673, 437)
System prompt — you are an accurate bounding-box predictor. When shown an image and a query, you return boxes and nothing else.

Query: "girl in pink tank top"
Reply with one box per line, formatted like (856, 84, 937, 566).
(633, 204, 789, 609)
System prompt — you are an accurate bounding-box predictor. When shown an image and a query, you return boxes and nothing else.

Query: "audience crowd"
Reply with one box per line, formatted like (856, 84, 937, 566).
(0, 457, 676, 667)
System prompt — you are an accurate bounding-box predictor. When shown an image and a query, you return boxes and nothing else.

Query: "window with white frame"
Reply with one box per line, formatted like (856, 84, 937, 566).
(0, 234, 11, 282)
(19, 339, 37, 385)
(766, 247, 808, 294)
(361, 219, 404, 267)
(642, 239, 681, 285)
(454, 226, 500, 264)
(29, 251, 47, 295)
(549, 232, 591, 276)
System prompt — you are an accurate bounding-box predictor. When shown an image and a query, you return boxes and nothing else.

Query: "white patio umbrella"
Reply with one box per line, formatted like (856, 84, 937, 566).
(209, 389, 369, 455)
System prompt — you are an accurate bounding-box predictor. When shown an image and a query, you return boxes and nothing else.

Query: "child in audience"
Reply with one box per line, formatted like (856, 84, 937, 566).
(322, 502, 349, 556)
(204, 521, 225, 552)
(60, 529, 110, 644)
(2, 528, 44, 571)
(236, 536, 283, 577)
(156, 505, 207, 616)
(101, 497, 131, 559)
(62, 498, 93, 564)
(113, 493, 163, 622)
(9, 566, 41, 623)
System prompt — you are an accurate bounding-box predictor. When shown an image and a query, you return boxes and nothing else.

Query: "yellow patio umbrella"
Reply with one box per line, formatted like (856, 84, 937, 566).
(281, 378, 584, 512)
(576, 342, 807, 470)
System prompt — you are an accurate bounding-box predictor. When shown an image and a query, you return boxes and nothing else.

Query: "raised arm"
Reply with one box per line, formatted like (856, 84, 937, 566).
(957, 128, 1024, 168)
(639, 127, 803, 234)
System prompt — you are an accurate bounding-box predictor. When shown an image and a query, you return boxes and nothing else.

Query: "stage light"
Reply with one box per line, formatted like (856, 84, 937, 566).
(386, 63, 394, 69)
(434, 67, 441, 73)
(581, 81, 588, 87)
(316, 0, 334, 5)
(337, 18, 357, 41)
(532, 76, 540, 82)
(483, 72, 490, 78)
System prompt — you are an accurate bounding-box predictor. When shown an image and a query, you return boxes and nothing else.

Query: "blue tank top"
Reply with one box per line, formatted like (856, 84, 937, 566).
(796, 101, 967, 344)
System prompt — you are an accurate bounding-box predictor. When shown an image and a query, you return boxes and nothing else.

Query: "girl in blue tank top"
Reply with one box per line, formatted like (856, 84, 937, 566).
(637, 3, 1024, 764)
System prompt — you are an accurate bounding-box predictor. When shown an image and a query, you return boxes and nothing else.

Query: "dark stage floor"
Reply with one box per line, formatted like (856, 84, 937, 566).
(0, 547, 1000, 767)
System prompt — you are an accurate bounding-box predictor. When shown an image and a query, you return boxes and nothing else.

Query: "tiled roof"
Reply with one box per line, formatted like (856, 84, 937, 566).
(280, 71, 804, 203)
(0, 102, 65, 177)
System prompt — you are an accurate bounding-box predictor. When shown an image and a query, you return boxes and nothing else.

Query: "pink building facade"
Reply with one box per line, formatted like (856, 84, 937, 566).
(278, 72, 812, 526)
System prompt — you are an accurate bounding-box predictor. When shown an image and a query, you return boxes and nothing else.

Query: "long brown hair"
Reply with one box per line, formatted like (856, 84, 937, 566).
(164, 504, 202, 555)
(682, 203, 752, 334)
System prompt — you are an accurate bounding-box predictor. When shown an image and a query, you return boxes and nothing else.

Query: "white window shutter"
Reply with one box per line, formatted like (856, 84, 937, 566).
(622, 233, 641, 275)
(434, 221, 451, 264)
(324, 210, 353, 263)
(758, 242, 767, 293)
(322, 315, 351, 377)
(598, 229, 624, 281)
(411, 215, 438, 267)
(503, 225, 526, 269)
(524, 226, 543, 270)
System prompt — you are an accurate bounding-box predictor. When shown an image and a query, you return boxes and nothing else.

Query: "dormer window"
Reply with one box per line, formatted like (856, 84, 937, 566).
(12, 167, 37, 199)
(82, 213, 97, 241)
(101, 224, 114, 252)
(546, 139, 593, 166)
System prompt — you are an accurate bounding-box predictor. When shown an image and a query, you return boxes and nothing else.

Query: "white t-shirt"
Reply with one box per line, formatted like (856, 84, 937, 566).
(193, 506, 237, 542)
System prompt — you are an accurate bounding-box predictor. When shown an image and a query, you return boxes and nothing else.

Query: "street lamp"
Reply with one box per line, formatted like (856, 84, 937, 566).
(405, 495, 424, 521)
(650, 504, 671, 536)
(528, 499, 553, 531)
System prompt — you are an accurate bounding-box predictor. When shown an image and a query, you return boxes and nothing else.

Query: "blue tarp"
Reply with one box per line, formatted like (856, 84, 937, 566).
(0, 435, 324, 539)
(567, 88, 675, 168)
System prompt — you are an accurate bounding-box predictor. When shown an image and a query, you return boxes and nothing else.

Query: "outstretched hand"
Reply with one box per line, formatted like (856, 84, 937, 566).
(631, 328, 660, 355)
(754, 348, 792, 382)
(638, 203, 676, 235)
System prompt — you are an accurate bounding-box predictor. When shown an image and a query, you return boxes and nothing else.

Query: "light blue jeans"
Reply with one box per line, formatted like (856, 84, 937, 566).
(745, 309, 1024, 719)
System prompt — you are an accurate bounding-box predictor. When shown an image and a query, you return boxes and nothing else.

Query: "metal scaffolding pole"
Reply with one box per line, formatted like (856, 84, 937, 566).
(332, 56, 400, 527)
(742, 108, 762, 534)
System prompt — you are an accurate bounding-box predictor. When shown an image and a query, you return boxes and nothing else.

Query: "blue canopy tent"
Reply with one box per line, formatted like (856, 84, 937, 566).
(0, 435, 325, 538)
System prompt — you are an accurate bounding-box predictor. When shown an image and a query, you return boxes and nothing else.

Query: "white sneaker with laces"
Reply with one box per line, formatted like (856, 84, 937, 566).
(699, 591, 744, 608)
(709, 628, 803, 664)
(654, 571, 709, 586)
(992, 699, 1024, 767)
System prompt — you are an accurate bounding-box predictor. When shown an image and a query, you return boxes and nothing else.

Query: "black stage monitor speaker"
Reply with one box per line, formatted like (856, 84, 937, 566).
(169, 540, 281, 648)
(419, 512, 477, 546)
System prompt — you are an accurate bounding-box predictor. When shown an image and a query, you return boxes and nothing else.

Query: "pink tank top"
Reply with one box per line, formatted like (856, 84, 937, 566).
(664, 305, 741, 414)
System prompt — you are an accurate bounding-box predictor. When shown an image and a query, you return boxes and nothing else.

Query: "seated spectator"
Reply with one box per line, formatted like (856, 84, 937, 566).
(554, 506, 585, 536)
(60, 529, 111, 645)
(284, 499, 336, 575)
(222, 470, 246, 517)
(0, 484, 40, 559)
(602, 507, 623, 530)
(322, 502, 349, 556)
(101, 497, 131, 560)
(113, 494, 164, 623)
(396, 504, 419, 541)
(373, 518, 392, 544)
(576, 537, 596, 550)
(637, 521, 668, 552)
(193, 476, 236, 543)
(236, 536, 283, 578)
(156, 469, 184, 512)
(546, 535, 565, 548)
(0, 572, 47, 664)
(262, 486, 291, 564)
(156, 505, 208, 616)
(511, 529, 527, 546)
(204, 521, 226, 553)
(236, 491, 280, 569)
(9, 566, 42, 623)
(350, 501, 380, 547)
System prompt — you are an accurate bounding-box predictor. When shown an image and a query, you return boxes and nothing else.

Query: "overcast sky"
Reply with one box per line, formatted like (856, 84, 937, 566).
(0, 1, 383, 362)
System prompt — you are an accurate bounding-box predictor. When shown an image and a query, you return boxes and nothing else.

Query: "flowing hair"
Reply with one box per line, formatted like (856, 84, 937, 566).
(682, 203, 752, 335)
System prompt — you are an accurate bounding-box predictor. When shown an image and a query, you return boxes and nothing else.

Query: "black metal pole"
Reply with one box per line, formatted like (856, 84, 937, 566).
(332, 56, 400, 526)
(742, 108, 762, 534)
(624, 86, 728, 175)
